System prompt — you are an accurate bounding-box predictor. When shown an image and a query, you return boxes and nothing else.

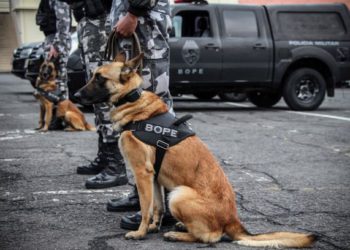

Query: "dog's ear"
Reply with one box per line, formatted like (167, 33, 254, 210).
(124, 52, 144, 71)
(114, 52, 126, 63)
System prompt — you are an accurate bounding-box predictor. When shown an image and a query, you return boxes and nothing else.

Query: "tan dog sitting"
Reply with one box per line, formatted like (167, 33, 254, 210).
(34, 60, 95, 132)
(75, 53, 316, 248)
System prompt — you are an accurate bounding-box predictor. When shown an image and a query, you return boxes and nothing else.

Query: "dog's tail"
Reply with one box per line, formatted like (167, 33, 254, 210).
(84, 122, 96, 131)
(225, 222, 316, 248)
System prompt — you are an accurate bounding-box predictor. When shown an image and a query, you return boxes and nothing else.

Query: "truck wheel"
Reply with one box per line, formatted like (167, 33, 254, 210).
(283, 68, 326, 110)
(193, 92, 217, 100)
(248, 91, 282, 108)
(218, 92, 247, 102)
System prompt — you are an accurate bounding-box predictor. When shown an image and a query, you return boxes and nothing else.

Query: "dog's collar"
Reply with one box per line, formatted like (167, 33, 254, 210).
(113, 88, 143, 107)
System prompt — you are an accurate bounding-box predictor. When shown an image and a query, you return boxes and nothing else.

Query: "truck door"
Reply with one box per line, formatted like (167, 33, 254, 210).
(169, 6, 222, 85)
(219, 6, 273, 83)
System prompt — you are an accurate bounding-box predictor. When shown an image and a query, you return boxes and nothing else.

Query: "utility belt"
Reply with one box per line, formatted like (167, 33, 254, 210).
(74, 9, 107, 22)
(71, 0, 108, 22)
(122, 112, 195, 179)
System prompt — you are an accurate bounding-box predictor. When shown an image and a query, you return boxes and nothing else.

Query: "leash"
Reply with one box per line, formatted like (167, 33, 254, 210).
(104, 31, 143, 74)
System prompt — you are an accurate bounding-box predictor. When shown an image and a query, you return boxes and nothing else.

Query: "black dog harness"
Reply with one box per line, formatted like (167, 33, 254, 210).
(35, 88, 64, 105)
(115, 89, 195, 179)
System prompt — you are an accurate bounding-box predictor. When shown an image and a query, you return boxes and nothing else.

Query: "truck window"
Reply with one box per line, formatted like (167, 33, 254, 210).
(223, 10, 258, 38)
(171, 10, 211, 38)
(277, 12, 346, 39)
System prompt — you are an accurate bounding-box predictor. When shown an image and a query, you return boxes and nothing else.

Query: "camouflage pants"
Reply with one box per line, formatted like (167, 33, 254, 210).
(43, 34, 70, 99)
(77, 16, 118, 143)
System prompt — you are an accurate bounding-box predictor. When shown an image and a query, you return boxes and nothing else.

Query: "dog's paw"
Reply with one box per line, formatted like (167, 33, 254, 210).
(148, 223, 160, 233)
(125, 230, 146, 240)
(163, 232, 179, 242)
(39, 128, 48, 132)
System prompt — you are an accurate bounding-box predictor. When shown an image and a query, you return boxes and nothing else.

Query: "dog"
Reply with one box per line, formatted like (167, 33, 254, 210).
(75, 53, 316, 248)
(34, 60, 95, 132)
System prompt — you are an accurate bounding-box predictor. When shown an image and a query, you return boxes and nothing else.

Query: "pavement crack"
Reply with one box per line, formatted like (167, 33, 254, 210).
(235, 191, 284, 226)
(88, 233, 124, 250)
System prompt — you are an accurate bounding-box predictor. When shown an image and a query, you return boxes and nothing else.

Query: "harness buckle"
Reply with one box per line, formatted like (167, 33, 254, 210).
(156, 140, 169, 150)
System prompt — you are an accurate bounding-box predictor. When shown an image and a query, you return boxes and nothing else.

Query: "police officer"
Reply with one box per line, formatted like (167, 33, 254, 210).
(106, 0, 176, 230)
(36, 0, 71, 128)
(60, 0, 129, 189)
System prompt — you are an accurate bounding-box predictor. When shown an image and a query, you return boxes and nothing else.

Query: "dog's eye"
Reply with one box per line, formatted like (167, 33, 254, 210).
(95, 73, 106, 84)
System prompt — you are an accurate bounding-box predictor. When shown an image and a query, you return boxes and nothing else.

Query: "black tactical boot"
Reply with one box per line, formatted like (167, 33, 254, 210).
(107, 185, 140, 212)
(120, 210, 176, 230)
(85, 141, 128, 189)
(77, 134, 106, 175)
(120, 191, 176, 230)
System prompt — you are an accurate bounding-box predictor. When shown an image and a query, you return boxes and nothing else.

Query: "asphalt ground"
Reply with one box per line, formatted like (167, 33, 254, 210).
(0, 73, 349, 250)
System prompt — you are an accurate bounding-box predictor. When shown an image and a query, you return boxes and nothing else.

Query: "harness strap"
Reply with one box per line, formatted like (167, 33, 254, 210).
(36, 88, 64, 105)
(104, 31, 143, 74)
(154, 114, 193, 179)
(154, 138, 169, 180)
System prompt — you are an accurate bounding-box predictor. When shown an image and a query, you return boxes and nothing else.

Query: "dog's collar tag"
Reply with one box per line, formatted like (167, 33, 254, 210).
(113, 88, 143, 107)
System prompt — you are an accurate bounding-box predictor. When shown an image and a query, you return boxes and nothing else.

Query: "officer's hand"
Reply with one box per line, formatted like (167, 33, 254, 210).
(48, 45, 58, 59)
(115, 12, 138, 37)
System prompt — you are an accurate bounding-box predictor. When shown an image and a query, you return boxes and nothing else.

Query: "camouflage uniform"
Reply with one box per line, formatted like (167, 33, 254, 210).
(105, 0, 173, 186)
(43, 0, 71, 98)
(109, 0, 173, 109)
(77, 16, 118, 143)
(71, 2, 129, 189)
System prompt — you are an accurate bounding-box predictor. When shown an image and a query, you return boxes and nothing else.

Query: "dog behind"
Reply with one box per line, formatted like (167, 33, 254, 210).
(75, 53, 316, 248)
(34, 60, 95, 132)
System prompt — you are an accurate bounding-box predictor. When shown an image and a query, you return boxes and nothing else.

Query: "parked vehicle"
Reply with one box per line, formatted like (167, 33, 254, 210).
(170, 1, 350, 110)
(13, 2, 350, 109)
(12, 42, 42, 81)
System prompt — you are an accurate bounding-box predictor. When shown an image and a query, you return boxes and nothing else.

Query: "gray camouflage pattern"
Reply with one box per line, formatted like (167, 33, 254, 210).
(43, 0, 71, 98)
(109, 0, 173, 108)
(77, 15, 118, 143)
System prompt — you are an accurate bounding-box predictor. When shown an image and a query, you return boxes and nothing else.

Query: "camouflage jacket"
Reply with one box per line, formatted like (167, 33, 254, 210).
(110, 0, 172, 60)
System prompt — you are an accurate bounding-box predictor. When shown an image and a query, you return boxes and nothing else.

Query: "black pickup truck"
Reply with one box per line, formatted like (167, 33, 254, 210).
(169, 1, 350, 110)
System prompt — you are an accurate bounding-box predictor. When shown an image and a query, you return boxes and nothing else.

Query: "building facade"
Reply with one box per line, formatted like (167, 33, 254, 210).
(0, 0, 43, 72)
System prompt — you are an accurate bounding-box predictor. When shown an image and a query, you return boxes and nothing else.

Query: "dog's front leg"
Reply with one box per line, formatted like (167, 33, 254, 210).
(36, 104, 45, 130)
(125, 163, 154, 240)
(148, 183, 164, 233)
(40, 102, 53, 132)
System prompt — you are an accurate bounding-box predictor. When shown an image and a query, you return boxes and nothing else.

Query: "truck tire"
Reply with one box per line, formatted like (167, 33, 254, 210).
(218, 92, 247, 102)
(193, 92, 217, 100)
(248, 91, 282, 108)
(283, 68, 326, 111)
